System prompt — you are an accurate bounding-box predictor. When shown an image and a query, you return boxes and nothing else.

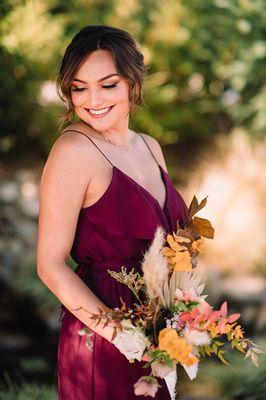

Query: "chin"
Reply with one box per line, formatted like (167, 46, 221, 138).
(83, 118, 114, 131)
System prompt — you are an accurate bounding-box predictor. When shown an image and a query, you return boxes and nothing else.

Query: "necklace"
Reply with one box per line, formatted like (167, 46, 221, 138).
(96, 129, 132, 151)
(80, 120, 133, 151)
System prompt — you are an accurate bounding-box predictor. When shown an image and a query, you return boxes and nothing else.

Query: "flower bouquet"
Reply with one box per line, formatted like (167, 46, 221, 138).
(73, 195, 265, 398)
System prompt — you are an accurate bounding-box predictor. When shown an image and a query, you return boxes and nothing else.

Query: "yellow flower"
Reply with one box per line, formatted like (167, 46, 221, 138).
(208, 323, 220, 338)
(162, 247, 176, 257)
(166, 234, 186, 251)
(162, 233, 192, 271)
(233, 325, 244, 339)
(191, 238, 205, 253)
(173, 250, 192, 271)
(158, 328, 199, 366)
(224, 324, 234, 335)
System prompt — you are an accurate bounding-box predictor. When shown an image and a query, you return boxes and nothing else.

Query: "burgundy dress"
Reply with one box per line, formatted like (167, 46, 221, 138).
(57, 130, 189, 400)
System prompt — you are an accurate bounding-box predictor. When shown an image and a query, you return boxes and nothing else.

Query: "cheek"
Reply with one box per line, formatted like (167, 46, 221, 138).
(71, 93, 87, 107)
(115, 86, 131, 105)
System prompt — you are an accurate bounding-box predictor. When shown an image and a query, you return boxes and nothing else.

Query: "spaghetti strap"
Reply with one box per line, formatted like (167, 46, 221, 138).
(57, 129, 114, 167)
(139, 133, 159, 165)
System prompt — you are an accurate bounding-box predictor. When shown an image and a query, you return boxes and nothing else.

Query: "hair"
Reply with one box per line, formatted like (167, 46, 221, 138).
(56, 25, 149, 130)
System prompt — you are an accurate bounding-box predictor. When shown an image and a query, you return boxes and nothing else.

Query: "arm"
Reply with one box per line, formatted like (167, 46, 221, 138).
(37, 133, 115, 342)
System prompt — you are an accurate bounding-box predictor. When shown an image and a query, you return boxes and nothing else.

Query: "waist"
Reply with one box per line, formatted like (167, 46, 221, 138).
(74, 258, 142, 275)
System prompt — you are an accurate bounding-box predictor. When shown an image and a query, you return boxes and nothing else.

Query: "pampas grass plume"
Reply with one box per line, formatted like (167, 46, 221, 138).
(141, 226, 169, 300)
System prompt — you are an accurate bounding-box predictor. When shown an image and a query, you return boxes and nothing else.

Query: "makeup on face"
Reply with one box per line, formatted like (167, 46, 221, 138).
(70, 73, 120, 93)
(70, 49, 131, 127)
(70, 73, 122, 118)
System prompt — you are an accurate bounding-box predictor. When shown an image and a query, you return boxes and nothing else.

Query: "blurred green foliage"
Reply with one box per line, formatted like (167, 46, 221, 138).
(0, 0, 265, 164)
(0, 382, 57, 400)
(198, 336, 266, 400)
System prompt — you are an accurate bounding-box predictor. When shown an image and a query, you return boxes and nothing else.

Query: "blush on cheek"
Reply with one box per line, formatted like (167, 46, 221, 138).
(72, 98, 86, 108)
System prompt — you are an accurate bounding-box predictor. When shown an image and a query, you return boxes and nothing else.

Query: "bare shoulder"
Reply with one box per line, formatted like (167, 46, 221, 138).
(40, 131, 94, 218)
(48, 129, 98, 173)
(139, 132, 168, 172)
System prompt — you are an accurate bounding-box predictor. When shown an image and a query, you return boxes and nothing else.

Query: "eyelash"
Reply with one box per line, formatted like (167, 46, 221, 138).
(71, 83, 118, 92)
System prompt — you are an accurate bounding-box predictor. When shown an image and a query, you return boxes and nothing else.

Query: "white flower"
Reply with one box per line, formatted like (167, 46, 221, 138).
(172, 314, 180, 321)
(166, 318, 172, 328)
(183, 327, 211, 346)
(111, 319, 151, 362)
(151, 361, 175, 379)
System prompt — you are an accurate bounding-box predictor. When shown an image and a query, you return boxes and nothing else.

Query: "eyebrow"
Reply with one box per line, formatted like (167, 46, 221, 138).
(72, 73, 119, 84)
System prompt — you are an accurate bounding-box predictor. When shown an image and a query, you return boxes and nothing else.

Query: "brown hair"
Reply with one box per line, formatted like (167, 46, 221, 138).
(56, 25, 148, 130)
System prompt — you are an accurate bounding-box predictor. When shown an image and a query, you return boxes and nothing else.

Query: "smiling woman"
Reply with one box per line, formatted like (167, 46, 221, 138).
(56, 25, 147, 128)
(69, 48, 131, 131)
(37, 25, 188, 400)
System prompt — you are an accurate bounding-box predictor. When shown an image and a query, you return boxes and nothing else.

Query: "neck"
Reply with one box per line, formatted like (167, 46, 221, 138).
(78, 118, 131, 147)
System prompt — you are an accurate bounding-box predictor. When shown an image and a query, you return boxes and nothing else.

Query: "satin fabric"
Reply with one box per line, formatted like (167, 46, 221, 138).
(57, 134, 189, 399)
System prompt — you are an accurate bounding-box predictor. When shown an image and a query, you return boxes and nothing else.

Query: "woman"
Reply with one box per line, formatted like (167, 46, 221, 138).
(37, 25, 189, 399)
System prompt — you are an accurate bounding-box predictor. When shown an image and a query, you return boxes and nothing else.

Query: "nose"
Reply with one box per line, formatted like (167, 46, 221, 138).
(85, 89, 104, 109)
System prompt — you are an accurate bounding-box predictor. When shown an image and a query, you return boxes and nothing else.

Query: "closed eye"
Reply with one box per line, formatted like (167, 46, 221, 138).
(71, 83, 118, 92)
(71, 87, 85, 92)
(103, 83, 117, 89)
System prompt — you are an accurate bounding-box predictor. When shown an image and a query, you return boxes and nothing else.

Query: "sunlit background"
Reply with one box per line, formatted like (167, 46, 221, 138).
(0, 1, 265, 399)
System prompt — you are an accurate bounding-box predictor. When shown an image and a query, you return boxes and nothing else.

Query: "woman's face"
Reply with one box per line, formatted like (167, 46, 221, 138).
(70, 49, 131, 132)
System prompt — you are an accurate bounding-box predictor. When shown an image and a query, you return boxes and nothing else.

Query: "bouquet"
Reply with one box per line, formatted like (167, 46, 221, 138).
(73, 195, 265, 398)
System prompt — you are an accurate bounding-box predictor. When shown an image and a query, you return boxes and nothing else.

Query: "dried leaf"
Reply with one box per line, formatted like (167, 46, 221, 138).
(188, 195, 199, 218)
(193, 217, 214, 239)
(188, 196, 209, 222)
(111, 328, 118, 342)
(244, 349, 251, 359)
(191, 196, 208, 217)
(252, 346, 266, 354)
(251, 352, 259, 368)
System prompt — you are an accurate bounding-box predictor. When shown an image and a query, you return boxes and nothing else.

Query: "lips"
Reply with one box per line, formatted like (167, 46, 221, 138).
(84, 105, 115, 118)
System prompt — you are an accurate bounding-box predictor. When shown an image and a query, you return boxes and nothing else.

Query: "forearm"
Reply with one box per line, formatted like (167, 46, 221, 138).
(37, 261, 115, 342)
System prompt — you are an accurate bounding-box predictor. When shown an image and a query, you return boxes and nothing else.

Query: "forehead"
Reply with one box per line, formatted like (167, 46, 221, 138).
(75, 49, 117, 81)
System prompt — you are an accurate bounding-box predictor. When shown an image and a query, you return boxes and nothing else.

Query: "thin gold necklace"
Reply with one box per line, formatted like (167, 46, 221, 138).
(79, 121, 132, 151)
(96, 129, 132, 151)
(79, 120, 133, 151)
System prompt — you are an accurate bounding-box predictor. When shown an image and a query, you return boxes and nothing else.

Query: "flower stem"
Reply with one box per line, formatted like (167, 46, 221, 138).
(130, 288, 142, 303)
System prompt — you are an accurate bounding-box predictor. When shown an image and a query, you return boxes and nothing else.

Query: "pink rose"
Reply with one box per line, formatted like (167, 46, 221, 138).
(133, 376, 159, 397)
(151, 360, 174, 378)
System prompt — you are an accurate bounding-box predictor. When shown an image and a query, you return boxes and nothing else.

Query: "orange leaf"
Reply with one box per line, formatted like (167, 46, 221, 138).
(193, 217, 214, 239)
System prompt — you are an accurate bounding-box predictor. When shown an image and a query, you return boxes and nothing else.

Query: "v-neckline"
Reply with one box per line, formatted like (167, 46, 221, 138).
(114, 164, 168, 213)
(80, 164, 168, 214)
